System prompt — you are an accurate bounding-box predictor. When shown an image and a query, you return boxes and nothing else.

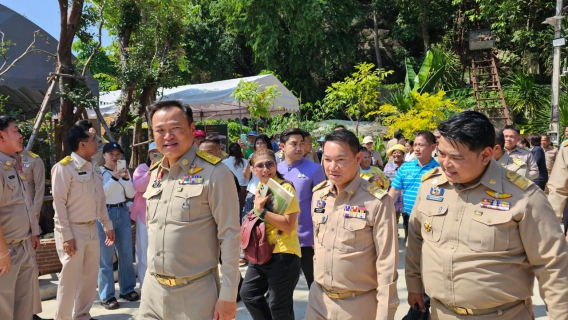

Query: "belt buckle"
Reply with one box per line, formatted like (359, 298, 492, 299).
(156, 275, 174, 286)
(453, 306, 471, 315)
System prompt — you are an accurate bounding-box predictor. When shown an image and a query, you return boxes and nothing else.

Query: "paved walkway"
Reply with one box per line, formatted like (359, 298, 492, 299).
(37, 227, 550, 319)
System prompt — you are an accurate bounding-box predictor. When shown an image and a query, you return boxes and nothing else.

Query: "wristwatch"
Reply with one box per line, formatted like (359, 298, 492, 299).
(254, 207, 267, 222)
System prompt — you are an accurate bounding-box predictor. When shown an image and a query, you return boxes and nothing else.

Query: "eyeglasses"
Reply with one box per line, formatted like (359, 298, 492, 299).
(254, 161, 276, 170)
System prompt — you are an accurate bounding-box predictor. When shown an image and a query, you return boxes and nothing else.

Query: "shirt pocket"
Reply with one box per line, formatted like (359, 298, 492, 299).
(75, 172, 93, 194)
(2, 177, 18, 202)
(337, 218, 369, 253)
(468, 211, 513, 252)
(313, 215, 328, 245)
(419, 205, 448, 243)
(144, 188, 163, 222)
(172, 185, 204, 222)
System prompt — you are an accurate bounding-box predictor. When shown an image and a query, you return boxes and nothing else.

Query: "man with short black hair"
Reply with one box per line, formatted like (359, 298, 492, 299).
(52, 125, 115, 320)
(303, 131, 319, 163)
(502, 125, 539, 180)
(406, 111, 568, 319)
(493, 129, 529, 178)
(528, 133, 548, 190)
(199, 139, 222, 158)
(333, 125, 346, 131)
(140, 100, 240, 320)
(277, 128, 325, 289)
(76, 119, 105, 165)
(387, 131, 404, 149)
(307, 129, 399, 319)
(541, 134, 558, 174)
(0, 116, 41, 320)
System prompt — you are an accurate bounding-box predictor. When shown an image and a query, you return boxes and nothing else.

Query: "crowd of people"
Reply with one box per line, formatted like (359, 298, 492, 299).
(2, 104, 568, 320)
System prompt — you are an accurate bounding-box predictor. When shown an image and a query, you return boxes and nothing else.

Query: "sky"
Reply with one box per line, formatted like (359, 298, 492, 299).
(1, 0, 114, 47)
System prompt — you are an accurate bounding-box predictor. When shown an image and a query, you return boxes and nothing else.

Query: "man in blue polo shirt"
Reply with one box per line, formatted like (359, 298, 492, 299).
(388, 131, 438, 241)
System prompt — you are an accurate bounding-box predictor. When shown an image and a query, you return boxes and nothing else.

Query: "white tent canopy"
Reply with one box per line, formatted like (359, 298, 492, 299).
(96, 74, 299, 120)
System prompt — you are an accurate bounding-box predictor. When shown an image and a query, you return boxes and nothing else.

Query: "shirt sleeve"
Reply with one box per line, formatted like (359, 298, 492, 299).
(282, 183, 300, 215)
(208, 164, 241, 302)
(548, 147, 568, 222)
(520, 187, 568, 318)
(51, 164, 74, 241)
(120, 173, 137, 199)
(526, 152, 539, 180)
(405, 184, 425, 294)
(132, 165, 151, 193)
(31, 158, 45, 215)
(390, 166, 404, 191)
(373, 194, 400, 320)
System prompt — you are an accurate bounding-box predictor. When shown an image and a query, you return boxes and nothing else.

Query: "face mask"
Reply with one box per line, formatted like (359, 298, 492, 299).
(276, 138, 280, 143)
(247, 142, 254, 148)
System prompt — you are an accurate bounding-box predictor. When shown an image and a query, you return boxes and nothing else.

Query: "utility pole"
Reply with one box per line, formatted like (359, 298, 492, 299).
(551, 0, 564, 144)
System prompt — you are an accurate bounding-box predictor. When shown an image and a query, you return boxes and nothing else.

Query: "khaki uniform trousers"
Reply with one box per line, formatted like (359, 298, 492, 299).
(305, 283, 377, 320)
(54, 223, 100, 320)
(431, 298, 534, 320)
(0, 238, 37, 320)
(32, 252, 42, 314)
(139, 268, 220, 320)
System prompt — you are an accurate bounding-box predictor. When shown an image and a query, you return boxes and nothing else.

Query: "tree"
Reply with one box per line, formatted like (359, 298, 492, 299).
(231, 80, 281, 131)
(369, 90, 461, 137)
(322, 62, 393, 135)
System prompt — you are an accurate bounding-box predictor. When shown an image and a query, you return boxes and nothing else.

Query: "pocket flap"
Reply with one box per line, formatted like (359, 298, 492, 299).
(5, 178, 17, 190)
(143, 187, 162, 199)
(343, 218, 367, 231)
(472, 211, 513, 226)
(75, 172, 92, 182)
(174, 184, 204, 199)
(419, 205, 448, 217)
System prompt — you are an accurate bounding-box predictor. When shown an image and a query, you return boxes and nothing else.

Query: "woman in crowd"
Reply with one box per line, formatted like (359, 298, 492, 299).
(359, 147, 389, 190)
(98, 143, 138, 309)
(222, 142, 248, 212)
(383, 144, 408, 238)
(240, 150, 301, 320)
(242, 134, 275, 217)
(405, 140, 415, 162)
(131, 142, 160, 291)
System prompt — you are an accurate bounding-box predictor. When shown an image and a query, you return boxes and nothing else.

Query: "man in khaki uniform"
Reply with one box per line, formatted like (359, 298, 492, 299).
(20, 150, 45, 221)
(541, 134, 558, 174)
(0, 116, 41, 320)
(140, 100, 240, 320)
(547, 140, 568, 226)
(406, 111, 568, 319)
(363, 136, 384, 168)
(502, 125, 539, 180)
(493, 129, 529, 178)
(52, 125, 115, 320)
(306, 129, 399, 320)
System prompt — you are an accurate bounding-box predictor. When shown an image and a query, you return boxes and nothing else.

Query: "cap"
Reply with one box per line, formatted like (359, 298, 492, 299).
(363, 136, 374, 144)
(148, 142, 157, 151)
(247, 131, 258, 136)
(103, 142, 124, 154)
(387, 144, 408, 157)
(194, 130, 206, 138)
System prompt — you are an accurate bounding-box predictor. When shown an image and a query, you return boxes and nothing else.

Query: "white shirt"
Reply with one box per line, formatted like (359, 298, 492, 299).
(222, 156, 248, 186)
(100, 166, 136, 205)
(405, 152, 416, 162)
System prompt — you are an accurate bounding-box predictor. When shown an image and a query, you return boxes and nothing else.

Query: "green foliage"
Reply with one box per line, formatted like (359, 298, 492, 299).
(231, 80, 281, 120)
(503, 71, 549, 118)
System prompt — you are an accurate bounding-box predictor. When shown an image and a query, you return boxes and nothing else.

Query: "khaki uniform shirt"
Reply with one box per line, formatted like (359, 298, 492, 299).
(547, 141, 568, 222)
(0, 151, 39, 240)
(496, 152, 528, 178)
(304, 150, 319, 163)
(143, 144, 241, 301)
(544, 145, 558, 172)
(21, 151, 45, 215)
(406, 160, 568, 318)
(370, 150, 384, 168)
(506, 145, 538, 180)
(386, 138, 398, 150)
(312, 175, 399, 319)
(51, 152, 113, 241)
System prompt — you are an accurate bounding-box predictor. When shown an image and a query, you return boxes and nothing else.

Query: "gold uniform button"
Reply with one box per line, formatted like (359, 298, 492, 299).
(327, 249, 331, 252)
(157, 252, 161, 256)
(163, 200, 168, 204)
(331, 228, 335, 232)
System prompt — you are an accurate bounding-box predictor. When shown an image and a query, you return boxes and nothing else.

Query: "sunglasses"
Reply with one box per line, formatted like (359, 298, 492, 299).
(254, 161, 276, 170)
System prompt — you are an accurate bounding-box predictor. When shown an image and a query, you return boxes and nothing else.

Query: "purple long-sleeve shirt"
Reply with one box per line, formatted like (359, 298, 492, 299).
(278, 158, 326, 247)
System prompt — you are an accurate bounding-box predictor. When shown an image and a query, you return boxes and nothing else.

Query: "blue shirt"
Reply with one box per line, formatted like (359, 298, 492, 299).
(272, 141, 280, 152)
(391, 158, 439, 214)
(277, 158, 326, 247)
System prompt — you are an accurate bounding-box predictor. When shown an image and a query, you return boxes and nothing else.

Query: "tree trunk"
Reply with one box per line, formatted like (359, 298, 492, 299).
(421, 0, 430, 53)
(372, 11, 383, 69)
(131, 84, 156, 167)
(56, 0, 85, 158)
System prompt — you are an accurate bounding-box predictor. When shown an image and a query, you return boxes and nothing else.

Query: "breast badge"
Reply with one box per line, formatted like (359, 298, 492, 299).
(343, 205, 367, 219)
(480, 198, 510, 211)
(314, 200, 326, 213)
(485, 190, 512, 199)
(426, 187, 444, 202)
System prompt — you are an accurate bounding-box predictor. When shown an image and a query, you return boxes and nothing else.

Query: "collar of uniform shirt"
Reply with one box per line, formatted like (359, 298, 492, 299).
(161, 143, 198, 171)
(330, 173, 362, 200)
(71, 152, 90, 170)
(0, 150, 15, 166)
(451, 159, 503, 193)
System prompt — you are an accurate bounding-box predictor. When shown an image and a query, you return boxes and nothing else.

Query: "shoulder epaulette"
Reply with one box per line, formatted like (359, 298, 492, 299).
(421, 167, 440, 182)
(512, 157, 525, 166)
(150, 158, 163, 171)
(196, 150, 221, 165)
(312, 180, 329, 192)
(367, 184, 387, 199)
(60, 156, 72, 165)
(221, 151, 228, 158)
(27, 150, 39, 158)
(563, 140, 568, 148)
(505, 170, 532, 191)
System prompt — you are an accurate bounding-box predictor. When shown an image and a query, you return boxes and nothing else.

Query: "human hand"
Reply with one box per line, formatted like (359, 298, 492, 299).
(0, 248, 11, 276)
(31, 236, 40, 250)
(237, 139, 246, 149)
(105, 230, 115, 246)
(63, 239, 77, 257)
(408, 293, 426, 312)
(213, 299, 236, 320)
(254, 189, 273, 212)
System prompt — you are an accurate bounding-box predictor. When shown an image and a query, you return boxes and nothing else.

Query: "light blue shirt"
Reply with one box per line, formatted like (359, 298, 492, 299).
(391, 158, 439, 214)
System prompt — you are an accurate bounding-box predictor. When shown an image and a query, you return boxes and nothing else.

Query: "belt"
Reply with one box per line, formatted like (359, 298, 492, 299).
(6, 239, 26, 245)
(320, 284, 367, 300)
(152, 268, 213, 287)
(438, 299, 524, 316)
(107, 203, 125, 208)
(73, 220, 95, 225)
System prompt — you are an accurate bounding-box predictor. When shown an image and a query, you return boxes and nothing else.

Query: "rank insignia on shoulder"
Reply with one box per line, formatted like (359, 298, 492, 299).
(485, 190, 512, 199)
(505, 170, 531, 191)
(563, 140, 568, 148)
(150, 158, 163, 171)
(421, 168, 439, 182)
(367, 184, 386, 199)
(60, 156, 72, 166)
(27, 150, 39, 158)
(480, 198, 510, 211)
(313, 180, 329, 192)
(196, 150, 221, 165)
(512, 157, 525, 166)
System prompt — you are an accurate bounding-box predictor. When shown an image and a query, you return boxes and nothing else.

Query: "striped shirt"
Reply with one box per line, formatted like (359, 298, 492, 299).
(391, 158, 439, 214)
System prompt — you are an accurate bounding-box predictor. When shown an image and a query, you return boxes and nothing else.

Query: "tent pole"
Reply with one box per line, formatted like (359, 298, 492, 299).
(238, 101, 242, 135)
(26, 80, 57, 152)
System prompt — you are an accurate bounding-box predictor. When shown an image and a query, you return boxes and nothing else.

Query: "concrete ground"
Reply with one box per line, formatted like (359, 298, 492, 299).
(37, 225, 550, 319)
